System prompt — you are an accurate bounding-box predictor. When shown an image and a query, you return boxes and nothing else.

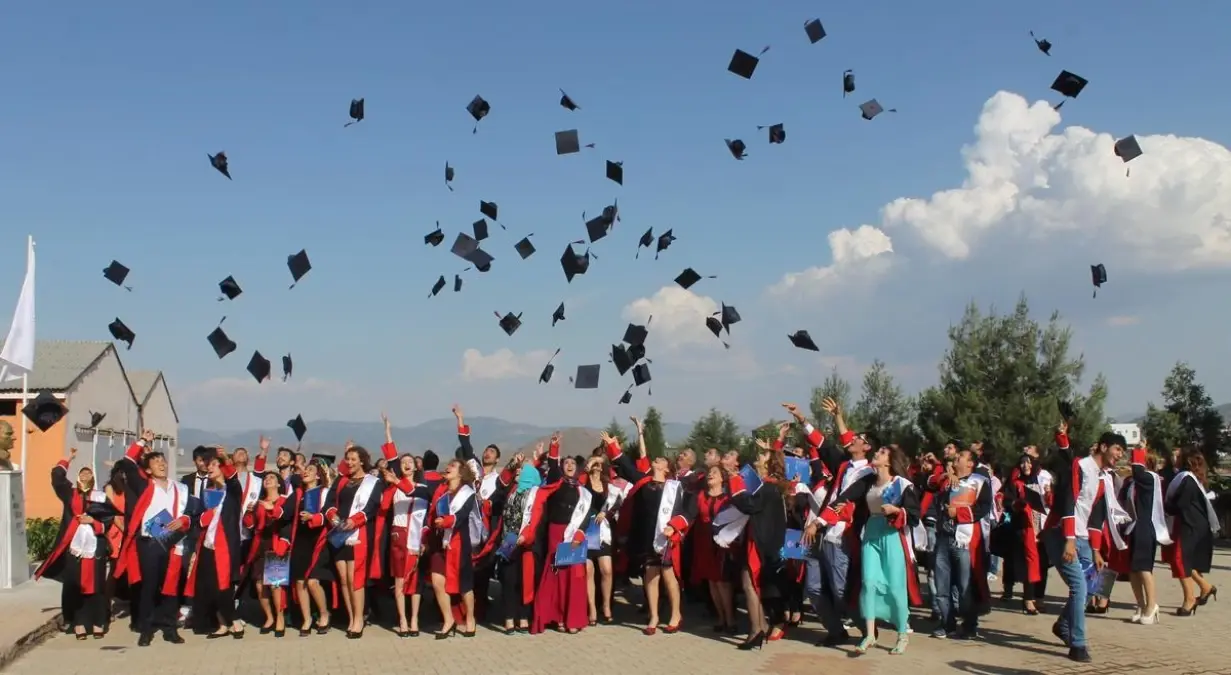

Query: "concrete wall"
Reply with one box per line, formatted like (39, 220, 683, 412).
(137, 373, 179, 476)
(66, 346, 142, 479)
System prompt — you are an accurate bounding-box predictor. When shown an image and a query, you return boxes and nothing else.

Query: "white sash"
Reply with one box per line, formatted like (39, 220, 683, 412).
(1166, 471, 1220, 535)
(402, 494, 428, 552)
(562, 486, 593, 544)
(238, 472, 262, 541)
(442, 484, 477, 548)
(598, 488, 623, 545)
(805, 483, 829, 529)
(478, 471, 500, 501)
(652, 480, 682, 553)
(68, 490, 107, 559)
(953, 473, 988, 550)
(1099, 472, 1130, 550)
(343, 474, 379, 546)
(1127, 471, 1172, 546)
(518, 486, 539, 538)
(823, 461, 872, 544)
(711, 503, 748, 549)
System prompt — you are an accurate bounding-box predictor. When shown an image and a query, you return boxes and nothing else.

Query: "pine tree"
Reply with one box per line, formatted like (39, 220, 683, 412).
(603, 417, 628, 448)
(686, 408, 742, 456)
(642, 406, 668, 458)
(852, 359, 916, 448)
(1143, 362, 1225, 467)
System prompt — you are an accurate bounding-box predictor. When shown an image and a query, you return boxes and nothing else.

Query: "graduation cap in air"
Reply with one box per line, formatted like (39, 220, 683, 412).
(571, 364, 600, 389)
(606, 160, 623, 185)
(451, 233, 494, 271)
(552, 302, 566, 326)
(282, 354, 293, 381)
(758, 123, 785, 144)
(429, 275, 447, 298)
(1030, 31, 1052, 56)
(454, 274, 463, 292)
(715, 303, 741, 333)
(632, 363, 652, 391)
(473, 219, 490, 242)
(611, 344, 633, 376)
(514, 236, 536, 260)
(1050, 70, 1088, 109)
(727, 46, 770, 79)
(89, 411, 106, 429)
(1091, 263, 1107, 298)
(466, 95, 490, 132)
(425, 224, 445, 247)
(539, 348, 561, 384)
(805, 19, 826, 44)
(496, 311, 523, 337)
(207, 326, 237, 359)
(619, 387, 633, 405)
(1058, 399, 1076, 421)
(860, 100, 897, 121)
(108, 318, 135, 350)
(843, 70, 856, 97)
(560, 242, 591, 283)
(479, 200, 500, 223)
(22, 391, 68, 433)
(559, 89, 579, 111)
(208, 152, 231, 180)
(628, 343, 647, 364)
(788, 330, 820, 352)
(287, 415, 307, 442)
(636, 228, 654, 258)
(705, 317, 730, 349)
(103, 261, 133, 291)
(247, 351, 271, 383)
(674, 268, 715, 290)
(1114, 135, 1143, 176)
(287, 249, 311, 288)
(725, 138, 747, 160)
(623, 320, 650, 348)
(345, 98, 364, 127)
(586, 214, 612, 243)
(655, 230, 676, 259)
(217, 275, 242, 301)
(445, 162, 455, 191)
(555, 129, 594, 155)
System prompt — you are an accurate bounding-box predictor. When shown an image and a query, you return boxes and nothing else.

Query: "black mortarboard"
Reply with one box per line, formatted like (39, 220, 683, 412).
(560, 243, 590, 282)
(429, 275, 446, 297)
(674, 268, 715, 290)
(552, 302, 566, 327)
(451, 232, 480, 259)
(860, 99, 897, 120)
(1030, 31, 1052, 56)
(1058, 399, 1075, 420)
(606, 160, 623, 185)
(788, 330, 820, 352)
(454, 274, 462, 292)
(425, 224, 445, 247)
(1050, 70, 1088, 108)
(1114, 135, 1142, 176)
(623, 321, 649, 347)
(725, 138, 747, 160)
(281, 353, 293, 381)
(636, 228, 654, 258)
(1091, 263, 1107, 298)
(655, 230, 676, 259)
(514, 236, 536, 259)
(207, 326, 237, 359)
(632, 363, 652, 387)
(89, 411, 106, 429)
(310, 453, 337, 467)
(345, 98, 364, 126)
(480, 200, 499, 221)
(717, 303, 741, 332)
(287, 414, 307, 442)
(627, 343, 646, 363)
(727, 47, 769, 79)
(619, 388, 632, 405)
(208, 151, 231, 180)
(287, 249, 311, 287)
(23, 390, 67, 433)
(705, 316, 731, 349)
(445, 162, 455, 191)
(572, 364, 600, 389)
(611, 344, 633, 376)
(843, 70, 855, 97)
(218, 275, 242, 301)
(247, 351, 271, 383)
(466, 95, 490, 132)
(473, 219, 490, 242)
(758, 123, 785, 144)
(539, 348, 561, 384)
(805, 19, 826, 44)
(467, 248, 494, 272)
(555, 129, 582, 155)
(559, 89, 579, 111)
(108, 318, 135, 350)
(586, 214, 611, 243)
(496, 311, 523, 337)
(103, 261, 133, 291)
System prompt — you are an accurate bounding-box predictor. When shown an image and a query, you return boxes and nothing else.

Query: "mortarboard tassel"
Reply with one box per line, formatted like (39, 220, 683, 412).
(1053, 100, 1066, 111)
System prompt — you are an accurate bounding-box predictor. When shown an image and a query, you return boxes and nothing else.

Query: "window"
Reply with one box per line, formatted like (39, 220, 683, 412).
(0, 400, 17, 416)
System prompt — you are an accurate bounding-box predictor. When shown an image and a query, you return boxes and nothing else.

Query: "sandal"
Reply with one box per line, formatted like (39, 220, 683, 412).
(891, 636, 908, 655)
(854, 635, 877, 654)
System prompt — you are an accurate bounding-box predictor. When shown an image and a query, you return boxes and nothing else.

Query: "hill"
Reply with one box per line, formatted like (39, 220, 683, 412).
(1118, 402, 1231, 424)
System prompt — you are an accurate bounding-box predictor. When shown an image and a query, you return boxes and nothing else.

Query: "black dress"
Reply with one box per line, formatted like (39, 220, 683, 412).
(290, 486, 333, 581)
(1122, 464, 1160, 573)
(1164, 474, 1215, 577)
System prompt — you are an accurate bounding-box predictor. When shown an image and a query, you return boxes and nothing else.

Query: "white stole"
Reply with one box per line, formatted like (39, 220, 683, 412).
(598, 488, 623, 545)
(1166, 471, 1220, 534)
(562, 486, 593, 544)
(69, 490, 107, 559)
(823, 461, 872, 544)
(1126, 471, 1172, 546)
(237, 472, 262, 541)
(441, 484, 477, 548)
(652, 480, 682, 553)
(478, 471, 500, 501)
(953, 473, 988, 550)
(343, 474, 379, 546)
(1098, 472, 1130, 550)
(518, 486, 539, 538)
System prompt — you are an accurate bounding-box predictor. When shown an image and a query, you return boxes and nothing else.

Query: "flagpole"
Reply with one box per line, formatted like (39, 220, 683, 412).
(18, 371, 27, 495)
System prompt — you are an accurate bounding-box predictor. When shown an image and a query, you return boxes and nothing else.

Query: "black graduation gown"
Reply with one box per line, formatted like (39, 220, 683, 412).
(728, 480, 789, 600)
(1164, 475, 1214, 576)
(35, 463, 114, 589)
(1122, 463, 1160, 572)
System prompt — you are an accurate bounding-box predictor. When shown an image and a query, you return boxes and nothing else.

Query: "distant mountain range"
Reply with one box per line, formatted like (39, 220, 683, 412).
(1117, 402, 1231, 424)
(179, 416, 697, 455)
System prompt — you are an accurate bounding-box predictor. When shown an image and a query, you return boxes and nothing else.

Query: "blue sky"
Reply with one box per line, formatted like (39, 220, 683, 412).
(3, 1, 1231, 432)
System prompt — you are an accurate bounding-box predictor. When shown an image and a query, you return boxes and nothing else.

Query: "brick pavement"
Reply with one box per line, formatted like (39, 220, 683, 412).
(6, 549, 1230, 675)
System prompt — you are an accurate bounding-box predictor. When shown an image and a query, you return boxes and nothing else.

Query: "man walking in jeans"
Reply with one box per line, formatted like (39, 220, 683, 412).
(1042, 423, 1124, 663)
(931, 448, 993, 640)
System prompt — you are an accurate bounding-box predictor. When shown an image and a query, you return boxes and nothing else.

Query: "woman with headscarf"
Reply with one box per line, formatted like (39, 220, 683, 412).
(499, 449, 543, 633)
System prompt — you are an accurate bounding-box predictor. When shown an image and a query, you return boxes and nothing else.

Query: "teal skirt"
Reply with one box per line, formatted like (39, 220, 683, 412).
(859, 515, 910, 633)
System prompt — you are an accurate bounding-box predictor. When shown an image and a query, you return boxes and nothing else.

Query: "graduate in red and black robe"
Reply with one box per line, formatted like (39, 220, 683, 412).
(323, 445, 384, 638)
(291, 458, 334, 635)
(1003, 453, 1052, 614)
(1162, 448, 1219, 615)
(35, 447, 114, 639)
(426, 457, 480, 638)
(689, 465, 735, 633)
(242, 471, 295, 636)
(452, 406, 505, 622)
(185, 449, 245, 638)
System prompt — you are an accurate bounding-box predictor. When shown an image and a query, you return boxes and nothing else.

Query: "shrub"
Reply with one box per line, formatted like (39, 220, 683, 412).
(25, 517, 60, 562)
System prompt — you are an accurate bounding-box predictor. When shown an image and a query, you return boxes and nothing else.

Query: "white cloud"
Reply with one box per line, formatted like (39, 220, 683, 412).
(179, 377, 347, 400)
(881, 91, 1231, 268)
(1105, 315, 1141, 327)
(460, 348, 556, 382)
(768, 225, 895, 298)
(622, 286, 720, 350)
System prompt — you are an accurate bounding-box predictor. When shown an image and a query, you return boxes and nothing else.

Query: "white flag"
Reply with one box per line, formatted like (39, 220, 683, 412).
(0, 237, 35, 382)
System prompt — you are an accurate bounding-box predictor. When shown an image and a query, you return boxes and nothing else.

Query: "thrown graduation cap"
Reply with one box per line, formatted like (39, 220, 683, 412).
(674, 268, 715, 290)
(1114, 135, 1143, 176)
(539, 348, 561, 384)
(480, 200, 499, 222)
(103, 261, 133, 291)
(705, 317, 730, 349)
(628, 343, 647, 363)
(611, 344, 633, 375)
(559, 89, 579, 111)
(725, 138, 747, 160)
(1058, 399, 1076, 421)
(451, 233, 494, 271)
(22, 390, 68, 433)
(287, 415, 307, 442)
(345, 98, 364, 127)
(514, 236, 537, 259)
(555, 129, 593, 155)
(466, 248, 494, 272)
(560, 242, 591, 282)
(473, 219, 490, 242)
(572, 364, 600, 389)
(453, 274, 462, 292)
(552, 302, 566, 327)
(425, 224, 445, 247)
(843, 70, 856, 97)
(1091, 263, 1107, 298)
(1030, 31, 1052, 56)
(636, 228, 654, 258)
(758, 123, 785, 144)
(805, 19, 826, 44)
(632, 363, 652, 388)
(586, 215, 612, 243)
(496, 311, 523, 337)
(429, 275, 447, 298)
(217, 275, 242, 301)
(1050, 70, 1088, 109)
(88, 411, 106, 429)
(280, 353, 293, 381)
(619, 387, 632, 405)
(606, 160, 623, 185)
(655, 230, 676, 259)
(247, 351, 272, 383)
(715, 303, 741, 333)
(727, 46, 770, 79)
(623, 320, 650, 347)
(444, 162, 455, 191)
(287, 249, 311, 288)
(208, 151, 231, 180)
(788, 330, 820, 352)
(860, 99, 896, 120)
(466, 95, 490, 132)
(207, 326, 237, 359)
(108, 318, 135, 350)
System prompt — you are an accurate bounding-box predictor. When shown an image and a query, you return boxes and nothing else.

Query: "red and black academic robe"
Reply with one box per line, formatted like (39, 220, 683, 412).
(185, 464, 243, 598)
(725, 473, 789, 599)
(241, 494, 294, 578)
(427, 483, 478, 595)
(823, 473, 925, 609)
(1005, 470, 1051, 584)
(323, 473, 384, 590)
(605, 440, 692, 574)
(1163, 470, 1218, 578)
(35, 459, 113, 595)
(112, 442, 192, 596)
(1116, 449, 1170, 575)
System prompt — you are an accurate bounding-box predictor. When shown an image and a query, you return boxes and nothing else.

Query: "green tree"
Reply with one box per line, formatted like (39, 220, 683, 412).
(687, 408, 742, 456)
(811, 367, 855, 429)
(1140, 403, 1183, 457)
(1144, 362, 1225, 467)
(915, 295, 1108, 469)
(852, 359, 916, 449)
(743, 419, 785, 463)
(642, 406, 668, 459)
(603, 417, 628, 448)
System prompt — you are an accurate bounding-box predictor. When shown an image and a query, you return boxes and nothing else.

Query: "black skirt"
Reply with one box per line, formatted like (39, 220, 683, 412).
(290, 530, 333, 581)
(587, 542, 612, 563)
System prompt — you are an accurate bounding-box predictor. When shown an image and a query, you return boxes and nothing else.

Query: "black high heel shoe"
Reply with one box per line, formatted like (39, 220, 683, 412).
(1176, 603, 1198, 617)
(299, 628, 311, 637)
(345, 628, 364, 640)
(737, 632, 766, 651)
(1198, 586, 1218, 606)
(434, 625, 456, 640)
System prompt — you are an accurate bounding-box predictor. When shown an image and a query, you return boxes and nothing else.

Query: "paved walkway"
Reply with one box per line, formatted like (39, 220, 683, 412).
(5, 550, 1230, 675)
(0, 579, 63, 671)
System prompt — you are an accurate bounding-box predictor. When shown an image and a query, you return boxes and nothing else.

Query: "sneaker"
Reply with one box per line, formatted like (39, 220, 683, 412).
(1067, 646, 1092, 662)
(930, 628, 948, 639)
(1051, 621, 1070, 647)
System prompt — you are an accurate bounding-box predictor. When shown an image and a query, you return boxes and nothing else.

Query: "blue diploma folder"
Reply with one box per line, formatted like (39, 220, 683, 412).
(496, 532, 518, 560)
(302, 487, 323, 514)
(147, 509, 174, 542)
(263, 554, 290, 587)
(585, 521, 602, 551)
(780, 528, 806, 560)
(881, 480, 903, 507)
(553, 541, 587, 567)
(328, 525, 353, 548)
(434, 494, 450, 518)
(784, 457, 811, 485)
(202, 488, 225, 510)
(739, 465, 762, 493)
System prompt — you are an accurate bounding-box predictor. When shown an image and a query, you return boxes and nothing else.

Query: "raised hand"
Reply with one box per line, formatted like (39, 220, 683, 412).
(534, 442, 545, 458)
(141, 429, 155, 443)
(781, 402, 798, 414)
(69, 447, 78, 460)
(550, 430, 560, 445)
(380, 468, 398, 485)
(451, 404, 463, 419)
(381, 411, 390, 428)
(630, 416, 642, 431)
(754, 438, 772, 451)
(777, 421, 791, 437)
(598, 431, 612, 445)
(344, 439, 355, 451)
(512, 452, 526, 465)
(259, 435, 270, 454)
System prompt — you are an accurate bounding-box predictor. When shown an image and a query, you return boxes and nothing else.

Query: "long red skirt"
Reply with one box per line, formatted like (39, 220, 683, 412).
(690, 522, 726, 585)
(531, 523, 588, 634)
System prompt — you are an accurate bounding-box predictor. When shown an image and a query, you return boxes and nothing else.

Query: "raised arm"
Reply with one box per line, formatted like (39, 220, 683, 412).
(453, 404, 476, 463)
(601, 427, 647, 482)
(50, 447, 77, 502)
(380, 412, 402, 474)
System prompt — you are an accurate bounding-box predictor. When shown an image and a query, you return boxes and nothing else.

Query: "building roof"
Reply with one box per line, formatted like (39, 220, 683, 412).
(127, 370, 161, 404)
(0, 340, 112, 393)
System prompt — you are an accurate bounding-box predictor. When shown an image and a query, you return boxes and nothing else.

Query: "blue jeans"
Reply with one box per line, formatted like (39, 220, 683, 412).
(1044, 532, 1092, 648)
(933, 533, 976, 632)
(804, 545, 845, 636)
(819, 539, 850, 618)
(924, 525, 943, 616)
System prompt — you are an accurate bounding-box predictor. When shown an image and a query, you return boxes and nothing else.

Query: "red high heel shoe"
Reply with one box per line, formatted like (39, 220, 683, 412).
(663, 622, 682, 634)
(767, 626, 787, 641)
(641, 626, 657, 636)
